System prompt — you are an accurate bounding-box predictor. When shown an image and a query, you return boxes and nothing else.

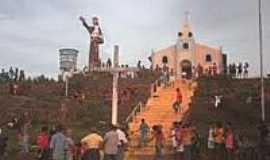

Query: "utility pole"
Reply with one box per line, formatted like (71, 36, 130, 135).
(112, 71, 119, 125)
(112, 45, 120, 125)
(65, 76, 69, 97)
(110, 45, 139, 125)
(258, 0, 265, 121)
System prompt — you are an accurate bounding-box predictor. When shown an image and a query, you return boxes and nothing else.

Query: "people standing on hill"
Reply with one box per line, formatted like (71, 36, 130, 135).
(225, 127, 235, 160)
(237, 63, 243, 78)
(208, 123, 215, 159)
(8, 67, 15, 80)
(172, 88, 183, 113)
(49, 125, 66, 160)
(65, 129, 75, 160)
(171, 122, 178, 159)
(37, 126, 49, 160)
(197, 64, 203, 78)
(20, 120, 31, 154)
(137, 60, 142, 69)
(231, 64, 237, 78)
(213, 63, 217, 76)
(181, 123, 195, 160)
(0, 129, 8, 160)
(14, 68, 19, 81)
(208, 65, 213, 76)
(116, 125, 128, 160)
(175, 122, 184, 159)
(81, 127, 103, 160)
(214, 122, 225, 160)
(19, 70, 25, 81)
(235, 133, 251, 160)
(149, 125, 165, 160)
(208, 123, 215, 150)
(106, 58, 112, 68)
(229, 64, 233, 77)
(165, 71, 170, 88)
(103, 124, 119, 160)
(138, 119, 150, 147)
(257, 122, 270, 160)
(214, 95, 222, 109)
(243, 62, 249, 78)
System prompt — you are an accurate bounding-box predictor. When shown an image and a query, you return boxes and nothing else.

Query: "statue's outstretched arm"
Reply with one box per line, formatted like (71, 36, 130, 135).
(79, 16, 91, 33)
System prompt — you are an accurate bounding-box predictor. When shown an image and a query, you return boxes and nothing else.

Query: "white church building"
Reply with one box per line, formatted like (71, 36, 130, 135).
(150, 16, 227, 78)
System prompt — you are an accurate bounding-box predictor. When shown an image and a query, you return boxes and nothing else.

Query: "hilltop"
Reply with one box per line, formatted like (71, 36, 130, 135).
(187, 76, 270, 142)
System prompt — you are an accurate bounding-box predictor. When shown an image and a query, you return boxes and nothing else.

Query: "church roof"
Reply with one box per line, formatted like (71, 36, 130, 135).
(196, 42, 221, 52)
(153, 45, 176, 56)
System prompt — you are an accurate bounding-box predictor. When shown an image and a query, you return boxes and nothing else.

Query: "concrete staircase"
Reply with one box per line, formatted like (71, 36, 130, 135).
(126, 80, 197, 159)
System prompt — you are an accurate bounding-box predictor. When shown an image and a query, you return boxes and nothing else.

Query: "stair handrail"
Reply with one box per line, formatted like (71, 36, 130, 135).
(125, 74, 162, 124)
(125, 101, 144, 124)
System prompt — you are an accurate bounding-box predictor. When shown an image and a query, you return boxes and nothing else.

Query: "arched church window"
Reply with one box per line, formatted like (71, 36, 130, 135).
(178, 32, 183, 37)
(183, 43, 189, 49)
(162, 56, 168, 64)
(188, 32, 193, 37)
(206, 54, 212, 62)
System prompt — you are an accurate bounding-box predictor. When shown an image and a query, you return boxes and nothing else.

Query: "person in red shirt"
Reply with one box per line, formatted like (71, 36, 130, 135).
(37, 126, 49, 160)
(172, 88, 183, 113)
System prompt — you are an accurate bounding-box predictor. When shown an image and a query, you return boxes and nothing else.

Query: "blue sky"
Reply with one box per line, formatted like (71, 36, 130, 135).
(0, 0, 269, 78)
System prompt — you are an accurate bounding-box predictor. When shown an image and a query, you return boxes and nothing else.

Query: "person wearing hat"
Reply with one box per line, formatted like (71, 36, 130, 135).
(81, 127, 103, 160)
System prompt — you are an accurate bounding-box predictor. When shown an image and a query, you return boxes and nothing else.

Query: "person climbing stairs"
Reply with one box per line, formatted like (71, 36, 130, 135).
(126, 80, 197, 159)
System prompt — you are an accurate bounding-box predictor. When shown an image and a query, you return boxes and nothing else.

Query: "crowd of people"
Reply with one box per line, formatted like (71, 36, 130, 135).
(227, 62, 249, 79)
(152, 61, 250, 80)
(137, 118, 270, 160)
(0, 117, 269, 160)
(0, 67, 25, 83)
(0, 122, 130, 160)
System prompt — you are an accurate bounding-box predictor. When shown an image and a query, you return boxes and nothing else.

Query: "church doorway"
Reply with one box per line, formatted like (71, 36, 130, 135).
(180, 60, 192, 79)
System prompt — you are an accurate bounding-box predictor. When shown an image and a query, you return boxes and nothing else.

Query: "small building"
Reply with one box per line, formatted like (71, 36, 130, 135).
(150, 16, 227, 78)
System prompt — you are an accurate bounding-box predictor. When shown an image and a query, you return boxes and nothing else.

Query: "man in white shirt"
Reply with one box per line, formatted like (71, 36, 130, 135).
(104, 125, 119, 160)
(214, 95, 222, 108)
(116, 125, 128, 160)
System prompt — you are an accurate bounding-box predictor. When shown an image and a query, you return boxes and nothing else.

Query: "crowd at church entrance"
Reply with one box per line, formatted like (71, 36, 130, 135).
(152, 61, 250, 82)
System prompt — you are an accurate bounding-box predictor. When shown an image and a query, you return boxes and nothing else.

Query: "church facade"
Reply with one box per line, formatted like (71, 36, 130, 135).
(150, 18, 227, 78)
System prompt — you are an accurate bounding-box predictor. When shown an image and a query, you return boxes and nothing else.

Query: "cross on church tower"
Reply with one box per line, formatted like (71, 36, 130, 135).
(184, 11, 190, 25)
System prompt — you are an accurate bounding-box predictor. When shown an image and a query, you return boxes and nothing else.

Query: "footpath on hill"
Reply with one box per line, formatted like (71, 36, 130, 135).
(126, 76, 270, 160)
(189, 76, 270, 141)
(126, 79, 197, 159)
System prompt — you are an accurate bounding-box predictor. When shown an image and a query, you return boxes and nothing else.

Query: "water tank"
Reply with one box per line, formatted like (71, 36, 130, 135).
(59, 48, 79, 72)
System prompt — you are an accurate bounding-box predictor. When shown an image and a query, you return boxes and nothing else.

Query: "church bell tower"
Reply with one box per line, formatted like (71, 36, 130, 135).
(175, 12, 196, 78)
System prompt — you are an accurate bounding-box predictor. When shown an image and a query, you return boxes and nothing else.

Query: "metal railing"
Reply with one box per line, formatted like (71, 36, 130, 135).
(125, 101, 144, 124)
(125, 76, 163, 124)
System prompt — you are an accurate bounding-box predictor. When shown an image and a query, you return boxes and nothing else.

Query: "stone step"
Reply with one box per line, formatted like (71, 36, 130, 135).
(126, 80, 197, 159)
